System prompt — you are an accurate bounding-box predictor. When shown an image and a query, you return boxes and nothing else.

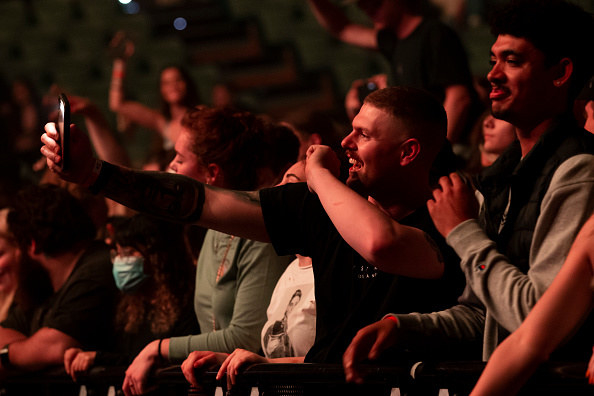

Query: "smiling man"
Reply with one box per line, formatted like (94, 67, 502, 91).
(342, 0, 594, 383)
(40, 87, 465, 370)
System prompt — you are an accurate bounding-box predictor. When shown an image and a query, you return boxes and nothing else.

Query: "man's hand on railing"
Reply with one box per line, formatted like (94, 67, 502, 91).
(64, 348, 97, 382)
(342, 317, 399, 383)
(122, 341, 161, 396)
(181, 351, 228, 388)
(217, 349, 268, 390)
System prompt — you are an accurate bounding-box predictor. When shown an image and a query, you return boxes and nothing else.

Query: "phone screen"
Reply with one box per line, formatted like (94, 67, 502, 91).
(57, 93, 70, 171)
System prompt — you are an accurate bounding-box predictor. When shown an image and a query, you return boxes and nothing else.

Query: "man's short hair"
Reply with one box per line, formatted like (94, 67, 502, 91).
(7, 184, 96, 256)
(364, 86, 447, 159)
(489, 0, 594, 100)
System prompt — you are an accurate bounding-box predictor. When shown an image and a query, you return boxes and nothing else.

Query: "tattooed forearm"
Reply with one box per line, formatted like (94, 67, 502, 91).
(232, 190, 261, 204)
(97, 162, 206, 223)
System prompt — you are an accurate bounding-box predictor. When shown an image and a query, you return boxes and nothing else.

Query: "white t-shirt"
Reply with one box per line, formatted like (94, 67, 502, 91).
(261, 258, 316, 358)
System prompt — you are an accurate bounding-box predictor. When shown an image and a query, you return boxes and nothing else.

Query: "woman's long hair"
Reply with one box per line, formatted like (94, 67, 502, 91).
(158, 65, 201, 120)
(112, 214, 195, 334)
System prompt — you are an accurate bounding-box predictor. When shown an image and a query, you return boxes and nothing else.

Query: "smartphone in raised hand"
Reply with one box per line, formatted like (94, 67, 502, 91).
(56, 93, 70, 171)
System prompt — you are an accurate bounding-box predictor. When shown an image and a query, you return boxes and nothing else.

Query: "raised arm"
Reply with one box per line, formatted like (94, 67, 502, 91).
(305, 145, 443, 278)
(40, 122, 269, 242)
(307, 0, 378, 49)
(470, 214, 594, 396)
(109, 58, 167, 134)
(442, 84, 472, 144)
(69, 95, 130, 167)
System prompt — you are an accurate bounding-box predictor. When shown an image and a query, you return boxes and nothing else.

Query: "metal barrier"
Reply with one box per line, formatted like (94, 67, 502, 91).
(411, 360, 592, 396)
(0, 361, 591, 396)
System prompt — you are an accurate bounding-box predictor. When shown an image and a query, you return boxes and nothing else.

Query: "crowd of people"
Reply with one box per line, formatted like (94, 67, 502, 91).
(1, 0, 594, 395)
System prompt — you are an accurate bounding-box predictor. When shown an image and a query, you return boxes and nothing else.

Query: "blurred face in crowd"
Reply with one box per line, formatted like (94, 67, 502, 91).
(342, 103, 408, 195)
(482, 114, 516, 155)
(11, 81, 33, 105)
(277, 160, 306, 186)
(488, 35, 559, 128)
(0, 209, 18, 294)
(169, 128, 209, 182)
(160, 67, 188, 105)
(0, 237, 18, 293)
(585, 100, 594, 134)
(358, 0, 397, 28)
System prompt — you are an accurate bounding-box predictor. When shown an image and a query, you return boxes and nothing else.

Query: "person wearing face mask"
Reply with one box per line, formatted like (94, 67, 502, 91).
(63, 214, 198, 382)
(111, 249, 149, 293)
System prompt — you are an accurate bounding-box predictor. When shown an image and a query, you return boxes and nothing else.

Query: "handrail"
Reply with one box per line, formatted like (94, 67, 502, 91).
(0, 361, 591, 395)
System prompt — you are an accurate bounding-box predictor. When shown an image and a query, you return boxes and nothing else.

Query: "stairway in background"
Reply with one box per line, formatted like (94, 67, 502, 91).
(138, 0, 374, 120)
(0, 0, 388, 120)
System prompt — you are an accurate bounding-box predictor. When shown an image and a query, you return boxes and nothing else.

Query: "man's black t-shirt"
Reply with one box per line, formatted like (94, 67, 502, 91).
(260, 183, 464, 363)
(2, 241, 118, 350)
(377, 17, 475, 103)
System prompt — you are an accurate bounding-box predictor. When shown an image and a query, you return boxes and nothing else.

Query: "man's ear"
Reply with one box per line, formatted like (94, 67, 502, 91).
(205, 163, 222, 186)
(553, 57, 573, 88)
(399, 138, 421, 166)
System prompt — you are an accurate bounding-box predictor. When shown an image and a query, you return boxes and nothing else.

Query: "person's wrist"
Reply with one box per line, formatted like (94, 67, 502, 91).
(0, 344, 13, 369)
(83, 159, 103, 189)
(382, 314, 399, 328)
(113, 59, 126, 71)
(112, 59, 126, 79)
(143, 340, 160, 365)
(309, 166, 333, 184)
(305, 167, 327, 193)
(157, 338, 165, 364)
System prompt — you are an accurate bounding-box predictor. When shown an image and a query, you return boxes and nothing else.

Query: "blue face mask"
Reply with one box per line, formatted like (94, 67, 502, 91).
(112, 256, 149, 293)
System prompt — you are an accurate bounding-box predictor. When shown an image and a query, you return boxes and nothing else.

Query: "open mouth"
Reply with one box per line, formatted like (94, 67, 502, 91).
(348, 157, 363, 172)
(490, 86, 509, 101)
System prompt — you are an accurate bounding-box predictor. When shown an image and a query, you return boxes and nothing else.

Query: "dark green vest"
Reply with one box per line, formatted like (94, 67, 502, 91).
(477, 116, 594, 273)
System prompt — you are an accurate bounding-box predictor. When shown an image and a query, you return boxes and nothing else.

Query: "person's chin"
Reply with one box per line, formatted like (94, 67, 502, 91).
(346, 176, 367, 197)
(490, 102, 512, 121)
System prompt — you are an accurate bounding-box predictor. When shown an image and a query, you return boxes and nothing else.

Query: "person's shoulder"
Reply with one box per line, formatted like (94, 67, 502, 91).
(73, 240, 112, 278)
(260, 182, 322, 217)
(79, 240, 110, 262)
(260, 182, 310, 200)
(401, 205, 434, 232)
(238, 235, 283, 255)
(551, 153, 594, 182)
(417, 17, 457, 36)
(283, 258, 304, 274)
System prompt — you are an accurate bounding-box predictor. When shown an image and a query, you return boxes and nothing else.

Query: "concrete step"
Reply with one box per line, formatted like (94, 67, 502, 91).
(219, 46, 300, 91)
(184, 18, 264, 64)
(237, 70, 338, 119)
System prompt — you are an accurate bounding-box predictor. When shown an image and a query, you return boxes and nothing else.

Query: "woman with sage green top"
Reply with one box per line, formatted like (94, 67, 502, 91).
(121, 105, 297, 396)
